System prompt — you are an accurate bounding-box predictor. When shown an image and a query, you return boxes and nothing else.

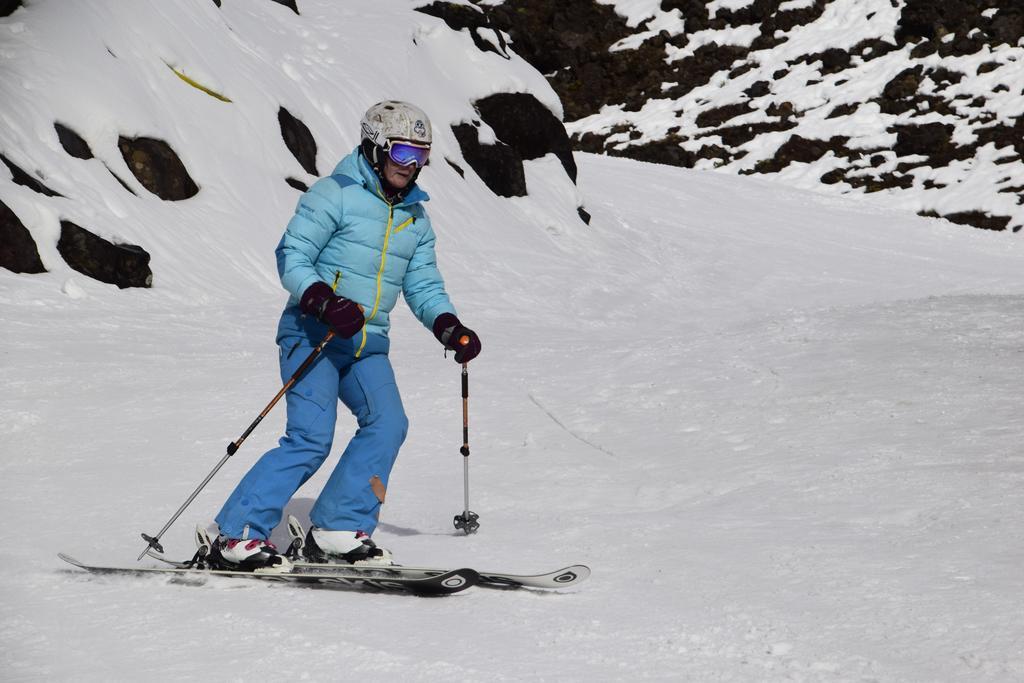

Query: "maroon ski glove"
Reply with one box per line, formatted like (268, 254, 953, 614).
(300, 281, 364, 339)
(432, 312, 481, 363)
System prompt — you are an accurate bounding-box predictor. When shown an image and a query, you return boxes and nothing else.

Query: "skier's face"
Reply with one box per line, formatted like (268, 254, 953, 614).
(383, 157, 416, 189)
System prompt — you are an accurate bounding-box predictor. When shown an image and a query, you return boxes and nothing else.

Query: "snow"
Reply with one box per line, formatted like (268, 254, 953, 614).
(4, 2, 1024, 681)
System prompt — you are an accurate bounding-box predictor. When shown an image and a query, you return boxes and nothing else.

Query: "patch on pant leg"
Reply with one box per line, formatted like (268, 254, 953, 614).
(369, 475, 386, 504)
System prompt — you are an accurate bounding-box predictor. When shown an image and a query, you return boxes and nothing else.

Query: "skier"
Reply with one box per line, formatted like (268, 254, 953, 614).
(210, 101, 481, 571)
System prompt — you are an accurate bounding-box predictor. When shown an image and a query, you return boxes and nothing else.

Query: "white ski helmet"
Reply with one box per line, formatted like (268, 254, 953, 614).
(359, 100, 432, 172)
(360, 100, 432, 146)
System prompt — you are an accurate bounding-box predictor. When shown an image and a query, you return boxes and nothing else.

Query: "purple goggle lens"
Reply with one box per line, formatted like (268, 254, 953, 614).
(387, 140, 430, 167)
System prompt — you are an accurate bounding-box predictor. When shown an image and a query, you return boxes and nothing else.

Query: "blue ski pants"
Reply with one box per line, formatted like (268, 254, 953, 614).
(215, 309, 408, 540)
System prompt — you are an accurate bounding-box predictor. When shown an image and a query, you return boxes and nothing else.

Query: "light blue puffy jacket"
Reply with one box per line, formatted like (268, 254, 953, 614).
(275, 148, 456, 356)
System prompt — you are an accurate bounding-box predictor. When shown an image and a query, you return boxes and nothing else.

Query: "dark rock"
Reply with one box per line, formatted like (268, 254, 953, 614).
(974, 114, 1024, 156)
(417, 1, 484, 30)
(850, 38, 899, 61)
(0, 153, 63, 197)
(57, 220, 153, 288)
(898, 0, 969, 42)
(445, 158, 466, 178)
(926, 66, 964, 86)
(729, 62, 755, 79)
(711, 119, 798, 148)
(897, 1, 1022, 52)
(882, 66, 923, 100)
(474, 92, 577, 182)
(285, 177, 309, 192)
(770, 0, 832, 33)
(451, 123, 526, 197)
(989, 6, 1024, 46)
(696, 144, 732, 163)
(269, 0, 299, 15)
(798, 47, 851, 74)
(712, 0, 771, 26)
(878, 67, 924, 114)
(572, 131, 608, 154)
(752, 135, 851, 174)
(745, 0, 833, 50)
(577, 206, 591, 225)
(765, 101, 796, 120)
(660, 1, 710, 30)
(0, 0, 21, 17)
(462, 0, 675, 121)
(54, 122, 93, 160)
(611, 133, 697, 167)
(661, 44, 750, 101)
(107, 168, 137, 195)
(695, 102, 753, 129)
(416, 2, 511, 58)
(117, 136, 199, 200)
(744, 80, 771, 98)
(278, 107, 318, 176)
(0, 199, 46, 274)
(919, 209, 1011, 232)
(822, 168, 914, 192)
(891, 122, 954, 157)
(827, 103, 859, 119)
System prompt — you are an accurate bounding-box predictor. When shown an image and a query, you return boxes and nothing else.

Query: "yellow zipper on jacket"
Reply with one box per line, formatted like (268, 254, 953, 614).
(355, 200, 396, 358)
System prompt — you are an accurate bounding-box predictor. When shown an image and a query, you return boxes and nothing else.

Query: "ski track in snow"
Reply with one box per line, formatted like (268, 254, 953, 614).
(2, 2, 1024, 681)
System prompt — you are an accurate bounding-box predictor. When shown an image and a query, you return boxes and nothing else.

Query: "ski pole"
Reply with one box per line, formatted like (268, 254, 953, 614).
(137, 330, 335, 560)
(453, 336, 480, 535)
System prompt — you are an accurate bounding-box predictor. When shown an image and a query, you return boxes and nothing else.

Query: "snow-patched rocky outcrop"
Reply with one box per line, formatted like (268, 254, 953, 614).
(423, 0, 1024, 233)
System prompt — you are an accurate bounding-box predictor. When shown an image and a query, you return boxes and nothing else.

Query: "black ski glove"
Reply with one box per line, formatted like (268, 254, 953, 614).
(432, 312, 481, 363)
(300, 282, 364, 339)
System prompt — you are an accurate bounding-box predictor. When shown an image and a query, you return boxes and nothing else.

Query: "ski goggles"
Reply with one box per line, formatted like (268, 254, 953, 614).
(385, 139, 431, 167)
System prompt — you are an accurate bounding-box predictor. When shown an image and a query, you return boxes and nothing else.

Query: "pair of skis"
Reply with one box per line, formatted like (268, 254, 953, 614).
(59, 518, 589, 596)
(58, 552, 479, 596)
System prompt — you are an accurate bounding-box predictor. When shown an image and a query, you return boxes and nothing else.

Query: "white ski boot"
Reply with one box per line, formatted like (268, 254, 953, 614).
(209, 535, 293, 573)
(303, 528, 393, 565)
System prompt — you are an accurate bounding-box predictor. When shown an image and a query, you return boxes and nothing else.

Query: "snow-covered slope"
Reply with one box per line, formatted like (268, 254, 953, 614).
(3, 2, 1024, 681)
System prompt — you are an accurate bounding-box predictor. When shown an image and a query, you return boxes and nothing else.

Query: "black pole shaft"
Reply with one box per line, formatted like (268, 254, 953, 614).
(137, 330, 335, 560)
(461, 363, 469, 456)
(461, 362, 470, 514)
